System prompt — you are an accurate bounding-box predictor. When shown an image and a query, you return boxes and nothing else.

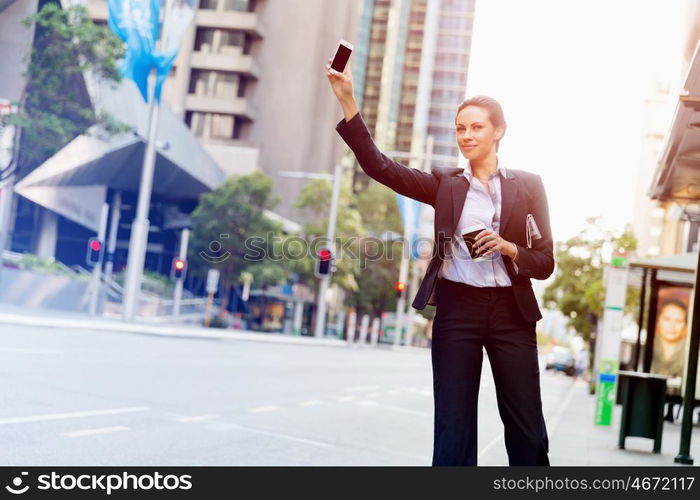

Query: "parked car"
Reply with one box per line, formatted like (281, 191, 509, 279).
(545, 346, 576, 376)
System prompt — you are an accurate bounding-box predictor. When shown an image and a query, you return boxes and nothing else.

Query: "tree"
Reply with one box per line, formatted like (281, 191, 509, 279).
(1, 3, 125, 176)
(188, 171, 287, 313)
(352, 182, 403, 317)
(293, 176, 409, 318)
(542, 217, 639, 345)
(292, 175, 365, 292)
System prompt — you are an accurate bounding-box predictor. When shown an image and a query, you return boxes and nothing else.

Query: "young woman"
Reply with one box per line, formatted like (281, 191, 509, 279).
(325, 58, 554, 466)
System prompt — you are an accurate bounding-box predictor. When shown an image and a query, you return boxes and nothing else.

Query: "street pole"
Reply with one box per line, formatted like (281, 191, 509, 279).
(674, 247, 700, 464)
(89, 203, 110, 316)
(313, 163, 343, 338)
(0, 174, 15, 278)
(172, 227, 190, 318)
(103, 191, 121, 280)
(404, 135, 433, 347)
(393, 136, 434, 347)
(0, 100, 20, 279)
(393, 222, 411, 347)
(122, 79, 160, 322)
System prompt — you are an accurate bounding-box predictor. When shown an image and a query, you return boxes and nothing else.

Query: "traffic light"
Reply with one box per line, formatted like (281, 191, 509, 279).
(85, 237, 104, 266)
(314, 248, 334, 278)
(394, 280, 406, 298)
(172, 257, 187, 280)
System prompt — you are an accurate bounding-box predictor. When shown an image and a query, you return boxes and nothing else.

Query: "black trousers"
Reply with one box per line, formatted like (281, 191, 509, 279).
(431, 277, 550, 466)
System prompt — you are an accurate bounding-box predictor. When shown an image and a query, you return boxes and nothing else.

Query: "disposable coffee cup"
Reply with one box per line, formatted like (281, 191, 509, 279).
(461, 223, 487, 261)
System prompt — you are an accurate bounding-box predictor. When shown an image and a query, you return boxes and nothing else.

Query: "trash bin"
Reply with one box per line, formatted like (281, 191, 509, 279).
(617, 370, 667, 453)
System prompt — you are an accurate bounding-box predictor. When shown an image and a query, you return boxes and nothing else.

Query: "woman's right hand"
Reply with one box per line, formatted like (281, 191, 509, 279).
(325, 57, 355, 106)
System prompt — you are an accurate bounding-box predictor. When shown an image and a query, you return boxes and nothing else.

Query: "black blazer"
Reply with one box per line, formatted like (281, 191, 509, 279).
(336, 112, 554, 323)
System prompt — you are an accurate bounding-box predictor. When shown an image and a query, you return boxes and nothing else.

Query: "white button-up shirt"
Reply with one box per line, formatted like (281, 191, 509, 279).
(439, 158, 513, 287)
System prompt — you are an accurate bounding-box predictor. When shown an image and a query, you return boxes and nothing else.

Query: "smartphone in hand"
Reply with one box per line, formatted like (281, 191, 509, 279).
(331, 39, 353, 73)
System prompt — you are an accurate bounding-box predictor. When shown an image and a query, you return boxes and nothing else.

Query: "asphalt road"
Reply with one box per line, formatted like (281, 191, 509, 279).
(0, 323, 576, 465)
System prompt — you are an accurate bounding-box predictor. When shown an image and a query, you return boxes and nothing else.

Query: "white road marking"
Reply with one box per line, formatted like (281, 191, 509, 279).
(477, 380, 582, 460)
(175, 414, 219, 423)
(63, 426, 130, 438)
(366, 392, 381, 398)
(546, 379, 583, 437)
(478, 432, 505, 459)
(0, 407, 149, 425)
(206, 422, 335, 448)
(248, 405, 280, 413)
(387, 390, 400, 395)
(335, 396, 355, 402)
(299, 400, 323, 407)
(343, 385, 380, 392)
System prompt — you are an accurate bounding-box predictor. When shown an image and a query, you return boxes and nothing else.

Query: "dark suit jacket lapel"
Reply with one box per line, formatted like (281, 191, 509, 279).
(499, 169, 519, 236)
(451, 174, 469, 236)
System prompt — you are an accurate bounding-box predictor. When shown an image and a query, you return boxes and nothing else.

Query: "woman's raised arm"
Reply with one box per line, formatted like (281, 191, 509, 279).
(325, 58, 439, 205)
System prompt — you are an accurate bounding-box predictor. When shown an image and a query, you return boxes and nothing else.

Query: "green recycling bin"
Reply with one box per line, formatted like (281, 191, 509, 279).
(617, 370, 667, 453)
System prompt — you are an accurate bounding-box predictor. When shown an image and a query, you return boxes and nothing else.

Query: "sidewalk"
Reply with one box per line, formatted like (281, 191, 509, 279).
(0, 304, 349, 348)
(547, 377, 699, 466)
(0, 304, 431, 354)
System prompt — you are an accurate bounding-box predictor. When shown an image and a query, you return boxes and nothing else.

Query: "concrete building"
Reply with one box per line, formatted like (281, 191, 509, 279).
(88, 0, 360, 222)
(87, 0, 262, 178)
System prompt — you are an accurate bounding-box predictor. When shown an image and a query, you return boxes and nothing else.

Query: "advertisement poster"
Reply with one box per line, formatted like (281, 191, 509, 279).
(650, 285, 690, 380)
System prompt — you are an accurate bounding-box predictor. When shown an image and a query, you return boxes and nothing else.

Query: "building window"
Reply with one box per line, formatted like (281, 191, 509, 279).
(220, 30, 245, 54)
(185, 111, 206, 137)
(185, 112, 240, 139)
(200, 0, 255, 11)
(214, 72, 239, 98)
(194, 28, 246, 54)
(223, 0, 256, 12)
(189, 69, 210, 96)
(194, 28, 215, 52)
(199, 0, 255, 12)
(437, 34, 471, 49)
(189, 70, 240, 99)
(211, 113, 236, 139)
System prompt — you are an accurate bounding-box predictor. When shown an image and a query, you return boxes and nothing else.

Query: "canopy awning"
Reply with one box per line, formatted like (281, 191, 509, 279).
(16, 80, 225, 198)
(649, 42, 700, 203)
(630, 252, 698, 272)
(628, 252, 697, 286)
(14, 79, 226, 231)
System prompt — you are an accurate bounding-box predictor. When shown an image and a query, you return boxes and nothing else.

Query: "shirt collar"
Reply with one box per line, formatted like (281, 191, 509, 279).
(463, 157, 507, 181)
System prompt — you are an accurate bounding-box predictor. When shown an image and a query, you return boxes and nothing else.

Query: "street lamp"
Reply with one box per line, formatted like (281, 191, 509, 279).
(279, 164, 344, 338)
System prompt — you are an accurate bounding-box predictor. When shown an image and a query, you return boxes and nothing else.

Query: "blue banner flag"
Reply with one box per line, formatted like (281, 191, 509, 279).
(395, 194, 421, 259)
(108, 0, 195, 102)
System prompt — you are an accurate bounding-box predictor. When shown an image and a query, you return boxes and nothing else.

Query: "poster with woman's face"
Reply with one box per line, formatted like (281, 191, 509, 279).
(651, 285, 690, 379)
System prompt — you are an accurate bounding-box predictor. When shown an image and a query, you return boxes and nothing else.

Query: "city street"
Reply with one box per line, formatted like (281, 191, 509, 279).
(0, 323, 577, 466)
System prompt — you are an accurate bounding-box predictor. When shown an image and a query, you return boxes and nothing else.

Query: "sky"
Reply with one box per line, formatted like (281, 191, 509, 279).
(465, 0, 687, 242)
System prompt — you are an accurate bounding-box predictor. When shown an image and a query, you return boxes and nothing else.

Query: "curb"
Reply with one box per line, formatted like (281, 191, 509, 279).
(0, 312, 349, 348)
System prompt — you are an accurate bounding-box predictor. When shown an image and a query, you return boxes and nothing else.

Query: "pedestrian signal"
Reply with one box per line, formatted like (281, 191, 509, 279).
(314, 248, 334, 278)
(394, 280, 406, 298)
(172, 257, 187, 280)
(86, 237, 104, 266)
